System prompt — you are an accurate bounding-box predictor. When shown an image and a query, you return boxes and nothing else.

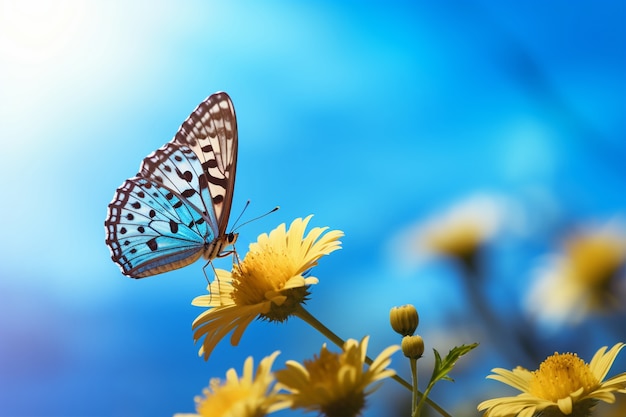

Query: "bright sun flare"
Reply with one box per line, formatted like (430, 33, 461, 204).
(0, 0, 87, 64)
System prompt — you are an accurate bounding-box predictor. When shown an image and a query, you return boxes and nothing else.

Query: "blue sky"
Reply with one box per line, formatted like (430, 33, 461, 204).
(0, 1, 625, 416)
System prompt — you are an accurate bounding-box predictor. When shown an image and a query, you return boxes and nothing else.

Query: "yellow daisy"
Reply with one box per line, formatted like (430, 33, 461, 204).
(419, 195, 506, 260)
(192, 215, 343, 360)
(478, 343, 626, 417)
(526, 221, 626, 325)
(174, 351, 287, 417)
(274, 336, 400, 417)
(393, 195, 511, 272)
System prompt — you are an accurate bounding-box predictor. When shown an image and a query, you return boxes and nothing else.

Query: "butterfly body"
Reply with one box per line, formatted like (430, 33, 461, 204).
(105, 92, 238, 278)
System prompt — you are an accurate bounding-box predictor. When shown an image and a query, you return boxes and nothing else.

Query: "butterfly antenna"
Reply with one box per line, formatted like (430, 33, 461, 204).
(232, 206, 280, 233)
(230, 200, 251, 231)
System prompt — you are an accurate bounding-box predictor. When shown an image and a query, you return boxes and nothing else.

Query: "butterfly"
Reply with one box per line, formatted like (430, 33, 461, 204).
(105, 92, 238, 278)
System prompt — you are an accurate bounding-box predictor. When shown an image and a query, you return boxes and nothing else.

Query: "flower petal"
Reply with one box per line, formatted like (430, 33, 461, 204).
(556, 395, 573, 414)
(486, 367, 532, 392)
(589, 343, 625, 381)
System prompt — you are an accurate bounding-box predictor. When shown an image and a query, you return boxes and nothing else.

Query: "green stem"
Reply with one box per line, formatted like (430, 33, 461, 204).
(410, 357, 418, 415)
(293, 305, 451, 417)
(414, 380, 436, 417)
(459, 252, 538, 365)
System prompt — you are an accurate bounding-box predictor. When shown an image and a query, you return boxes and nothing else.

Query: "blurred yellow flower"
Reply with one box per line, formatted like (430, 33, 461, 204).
(192, 215, 343, 360)
(174, 351, 287, 417)
(423, 219, 485, 261)
(392, 195, 512, 273)
(275, 336, 400, 417)
(478, 343, 626, 417)
(526, 221, 626, 325)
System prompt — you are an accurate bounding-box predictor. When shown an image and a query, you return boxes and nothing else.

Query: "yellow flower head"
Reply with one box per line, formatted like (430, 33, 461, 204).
(174, 351, 287, 417)
(526, 221, 626, 324)
(396, 195, 507, 271)
(562, 227, 626, 302)
(192, 215, 343, 360)
(478, 343, 626, 417)
(423, 196, 504, 257)
(274, 336, 400, 417)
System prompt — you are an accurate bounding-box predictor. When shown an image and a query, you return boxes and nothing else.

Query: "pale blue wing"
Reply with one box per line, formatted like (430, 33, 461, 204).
(139, 141, 215, 236)
(105, 176, 211, 278)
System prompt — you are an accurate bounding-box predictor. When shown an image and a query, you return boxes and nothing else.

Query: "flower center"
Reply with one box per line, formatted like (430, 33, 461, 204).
(232, 247, 295, 305)
(567, 235, 625, 289)
(426, 221, 483, 259)
(304, 346, 341, 379)
(303, 348, 365, 417)
(528, 352, 599, 402)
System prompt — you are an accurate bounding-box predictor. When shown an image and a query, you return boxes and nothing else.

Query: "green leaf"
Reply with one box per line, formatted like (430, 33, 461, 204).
(428, 343, 479, 385)
(413, 343, 479, 416)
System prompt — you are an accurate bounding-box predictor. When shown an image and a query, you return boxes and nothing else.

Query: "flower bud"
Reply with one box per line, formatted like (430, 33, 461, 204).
(390, 304, 419, 337)
(401, 335, 424, 359)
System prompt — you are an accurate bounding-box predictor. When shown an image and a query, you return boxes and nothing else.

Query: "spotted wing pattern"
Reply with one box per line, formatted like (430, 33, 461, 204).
(105, 92, 238, 278)
(173, 92, 238, 236)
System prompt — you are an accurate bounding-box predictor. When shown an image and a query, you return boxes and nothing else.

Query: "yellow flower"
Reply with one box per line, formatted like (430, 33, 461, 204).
(526, 222, 626, 325)
(478, 343, 626, 417)
(392, 195, 510, 272)
(419, 196, 505, 260)
(174, 351, 287, 417)
(274, 336, 400, 417)
(192, 215, 343, 360)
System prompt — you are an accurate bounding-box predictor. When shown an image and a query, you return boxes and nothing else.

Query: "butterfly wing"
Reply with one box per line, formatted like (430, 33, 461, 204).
(105, 171, 210, 278)
(172, 92, 238, 237)
(138, 142, 213, 228)
(105, 92, 238, 278)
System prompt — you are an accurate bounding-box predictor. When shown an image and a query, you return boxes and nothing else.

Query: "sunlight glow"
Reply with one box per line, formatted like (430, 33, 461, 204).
(0, 0, 87, 65)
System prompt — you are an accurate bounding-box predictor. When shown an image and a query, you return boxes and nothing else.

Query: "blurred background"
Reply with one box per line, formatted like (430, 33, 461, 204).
(1, 1, 625, 416)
